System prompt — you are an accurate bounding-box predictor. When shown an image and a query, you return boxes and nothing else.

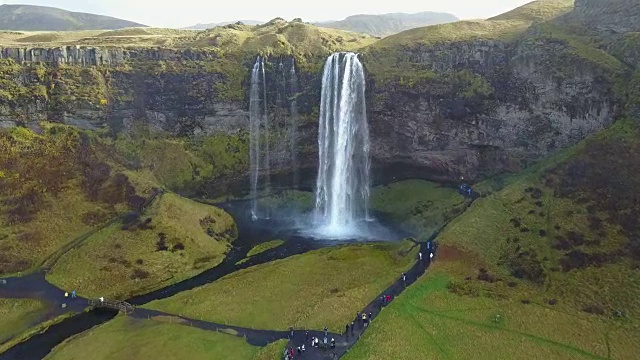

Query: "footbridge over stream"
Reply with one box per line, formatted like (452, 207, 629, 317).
(88, 298, 135, 314)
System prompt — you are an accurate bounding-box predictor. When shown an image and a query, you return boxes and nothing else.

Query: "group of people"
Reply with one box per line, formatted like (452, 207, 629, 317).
(63, 290, 77, 298)
(459, 183, 473, 197)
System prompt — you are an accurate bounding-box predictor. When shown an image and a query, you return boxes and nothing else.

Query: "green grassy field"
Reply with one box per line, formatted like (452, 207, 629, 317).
(345, 119, 640, 359)
(246, 240, 285, 258)
(370, 180, 467, 240)
(145, 241, 418, 333)
(344, 258, 640, 360)
(46, 193, 237, 299)
(237, 240, 286, 265)
(0, 298, 47, 344)
(44, 315, 284, 360)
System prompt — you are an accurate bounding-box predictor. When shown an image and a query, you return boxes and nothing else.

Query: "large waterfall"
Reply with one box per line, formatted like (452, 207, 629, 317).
(314, 52, 371, 236)
(249, 56, 270, 220)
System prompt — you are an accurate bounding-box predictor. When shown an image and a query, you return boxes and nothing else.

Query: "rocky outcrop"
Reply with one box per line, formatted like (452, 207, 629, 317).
(571, 0, 640, 34)
(0, 46, 220, 66)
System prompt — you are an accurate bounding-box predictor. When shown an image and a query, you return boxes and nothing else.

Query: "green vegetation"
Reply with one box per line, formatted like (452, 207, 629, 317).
(490, 0, 574, 22)
(45, 315, 276, 360)
(108, 128, 250, 193)
(370, 19, 531, 51)
(345, 119, 640, 359)
(344, 259, 640, 360)
(371, 180, 467, 240)
(246, 240, 285, 257)
(46, 193, 237, 299)
(363, 0, 620, 89)
(146, 241, 418, 332)
(0, 298, 47, 344)
(0, 20, 375, 53)
(253, 339, 288, 360)
(369, 0, 573, 52)
(0, 124, 139, 275)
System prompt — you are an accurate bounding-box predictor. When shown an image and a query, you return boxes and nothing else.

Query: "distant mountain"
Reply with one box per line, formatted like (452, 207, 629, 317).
(315, 12, 459, 37)
(182, 20, 264, 30)
(0, 4, 146, 31)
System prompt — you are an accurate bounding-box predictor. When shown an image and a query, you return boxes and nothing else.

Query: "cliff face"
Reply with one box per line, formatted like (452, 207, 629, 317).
(0, 1, 637, 191)
(0, 47, 222, 66)
(367, 36, 622, 181)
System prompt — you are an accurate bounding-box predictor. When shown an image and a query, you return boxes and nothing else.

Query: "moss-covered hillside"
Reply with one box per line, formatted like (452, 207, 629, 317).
(0, 123, 238, 276)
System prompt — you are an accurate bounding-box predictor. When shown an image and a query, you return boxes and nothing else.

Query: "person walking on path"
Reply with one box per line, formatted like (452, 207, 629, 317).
(419, 252, 423, 261)
(64, 292, 68, 298)
(345, 323, 349, 336)
(324, 326, 328, 337)
(369, 312, 373, 322)
(331, 338, 335, 349)
(402, 272, 407, 287)
(289, 326, 294, 339)
(305, 331, 309, 341)
(71, 290, 76, 298)
(362, 312, 367, 328)
(351, 321, 355, 335)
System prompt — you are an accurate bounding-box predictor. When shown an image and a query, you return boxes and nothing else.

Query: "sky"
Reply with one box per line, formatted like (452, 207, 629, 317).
(1, 0, 536, 28)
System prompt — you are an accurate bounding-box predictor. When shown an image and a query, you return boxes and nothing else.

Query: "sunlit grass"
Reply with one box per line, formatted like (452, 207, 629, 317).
(146, 241, 418, 333)
(46, 193, 236, 299)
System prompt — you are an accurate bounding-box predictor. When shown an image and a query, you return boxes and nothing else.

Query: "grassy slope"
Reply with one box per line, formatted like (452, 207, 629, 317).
(145, 241, 418, 332)
(345, 258, 639, 360)
(0, 298, 47, 344)
(0, 20, 375, 53)
(345, 119, 640, 359)
(363, 0, 580, 79)
(246, 240, 285, 257)
(46, 193, 236, 299)
(489, 0, 575, 22)
(45, 315, 279, 360)
(0, 124, 138, 275)
(371, 180, 467, 240)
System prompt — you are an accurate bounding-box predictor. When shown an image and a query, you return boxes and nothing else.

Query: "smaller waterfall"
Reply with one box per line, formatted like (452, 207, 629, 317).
(249, 56, 270, 220)
(249, 57, 262, 219)
(261, 57, 271, 215)
(289, 59, 299, 189)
